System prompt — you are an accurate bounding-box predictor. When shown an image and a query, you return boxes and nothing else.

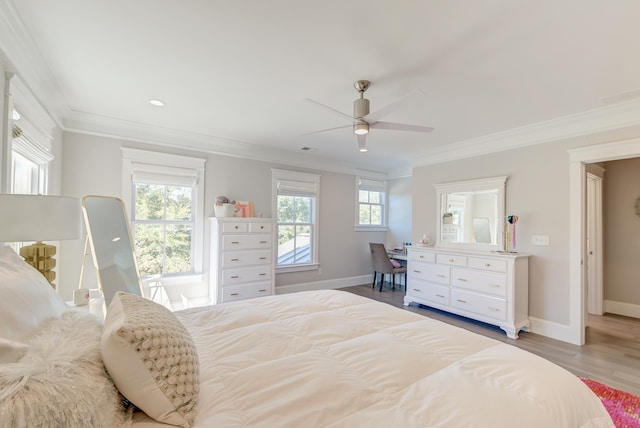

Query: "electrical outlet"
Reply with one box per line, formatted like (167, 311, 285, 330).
(531, 235, 549, 246)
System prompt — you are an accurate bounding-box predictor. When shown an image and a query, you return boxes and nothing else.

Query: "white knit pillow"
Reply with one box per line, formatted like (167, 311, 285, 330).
(101, 292, 199, 427)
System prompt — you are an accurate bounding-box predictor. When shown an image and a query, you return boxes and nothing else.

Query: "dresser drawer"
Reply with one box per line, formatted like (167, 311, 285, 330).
(221, 282, 272, 302)
(451, 268, 507, 297)
(468, 257, 507, 273)
(436, 253, 467, 267)
(222, 222, 248, 233)
(408, 250, 435, 263)
(407, 281, 450, 305)
(222, 250, 272, 268)
(451, 289, 507, 321)
(222, 234, 272, 250)
(409, 263, 450, 285)
(222, 265, 272, 285)
(249, 222, 272, 233)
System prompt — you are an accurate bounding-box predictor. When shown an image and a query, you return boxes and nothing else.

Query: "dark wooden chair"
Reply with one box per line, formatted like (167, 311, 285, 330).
(369, 242, 407, 291)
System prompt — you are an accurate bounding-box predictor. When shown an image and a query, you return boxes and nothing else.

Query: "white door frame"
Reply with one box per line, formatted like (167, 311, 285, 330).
(568, 138, 640, 345)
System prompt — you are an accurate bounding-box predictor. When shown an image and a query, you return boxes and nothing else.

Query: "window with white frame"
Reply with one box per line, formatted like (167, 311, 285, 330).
(357, 177, 386, 229)
(122, 148, 205, 279)
(11, 109, 52, 195)
(272, 169, 320, 271)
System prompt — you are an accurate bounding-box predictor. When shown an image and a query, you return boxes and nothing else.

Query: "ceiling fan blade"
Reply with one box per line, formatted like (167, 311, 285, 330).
(301, 124, 352, 136)
(356, 134, 367, 152)
(305, 98, 353, 122)
(371, 121, 434, 133)
(365, 89, 426, 122)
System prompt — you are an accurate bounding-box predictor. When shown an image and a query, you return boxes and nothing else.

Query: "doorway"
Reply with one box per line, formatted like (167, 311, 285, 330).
(586, 168, 604, 317)
(569, 137, 640, 345)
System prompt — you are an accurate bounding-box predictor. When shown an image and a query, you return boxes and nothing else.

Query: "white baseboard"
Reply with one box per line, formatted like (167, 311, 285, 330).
(528, 316, 579, 345)
(276, 274, 372, 295)
(603, 299, 640, 319)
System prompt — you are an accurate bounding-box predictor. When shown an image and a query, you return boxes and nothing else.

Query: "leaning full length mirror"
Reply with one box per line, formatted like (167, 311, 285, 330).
(435, 176, 507, 252)
(82, 195, 143, 306)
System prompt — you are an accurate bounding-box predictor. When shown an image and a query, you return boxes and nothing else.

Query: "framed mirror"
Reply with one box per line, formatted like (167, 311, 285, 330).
(435, 176, 507, 252)
(82, 195, 143, 306)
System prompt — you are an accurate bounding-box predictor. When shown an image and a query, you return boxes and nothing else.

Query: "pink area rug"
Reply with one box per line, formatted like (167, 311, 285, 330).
(580, 377, 640, 427)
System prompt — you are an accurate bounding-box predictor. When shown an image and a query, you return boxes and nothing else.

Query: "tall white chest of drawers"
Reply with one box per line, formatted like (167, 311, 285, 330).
(209, 217, 276, 304)
(404, 247, 530, 339)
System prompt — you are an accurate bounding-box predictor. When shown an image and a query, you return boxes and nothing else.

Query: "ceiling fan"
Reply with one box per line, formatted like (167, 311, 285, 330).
(306, 80, 434, 152)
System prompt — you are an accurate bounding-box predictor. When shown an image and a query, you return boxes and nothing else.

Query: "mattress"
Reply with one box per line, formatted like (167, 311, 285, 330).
(132, 290, 613, 427)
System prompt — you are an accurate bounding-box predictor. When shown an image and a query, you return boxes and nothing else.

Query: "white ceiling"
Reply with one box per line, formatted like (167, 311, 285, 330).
(4, 0, 640, 175)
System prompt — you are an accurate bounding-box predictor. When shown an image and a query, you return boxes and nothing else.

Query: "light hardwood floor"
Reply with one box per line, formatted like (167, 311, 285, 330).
(339, 283, 640, 396)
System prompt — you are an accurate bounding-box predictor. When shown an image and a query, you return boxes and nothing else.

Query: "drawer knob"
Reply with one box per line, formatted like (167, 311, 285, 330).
(231, 275, 240, 279)
(412, 288, 421, 292)
(230, 293, 239, 296)
(457, 278, 467, 282)
(489, 307, 500, 312)
(259, 257, 267, 260)
(259, 273, 267, 276)
(234, 226, 239, 229)
(489, 284, 500, 288)
(231, 258, 239, 261)
(449, 258, 454, 263)
(437, 274, 446, 278)
(259, 289, 267, 292)
(419, 255, 424, 259)
(260, 226, 264, 229)
(413, 270, 421, 273)
(260, 240, 267, 244)
(485, 263, 491, 267)
(231, 241, 240, 244)
(456, 299, 467, 303)
(436, 294, 445, 298)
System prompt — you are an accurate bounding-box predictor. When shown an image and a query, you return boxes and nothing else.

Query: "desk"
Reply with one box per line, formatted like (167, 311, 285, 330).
(388, 252, 407, 261)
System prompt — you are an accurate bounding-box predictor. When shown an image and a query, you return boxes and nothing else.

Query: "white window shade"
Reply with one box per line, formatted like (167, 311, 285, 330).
(131, 163, 198, 187)
(359, 178, 385, 192)
(277, 179, 318, 196)
(12, 132, 54, 165)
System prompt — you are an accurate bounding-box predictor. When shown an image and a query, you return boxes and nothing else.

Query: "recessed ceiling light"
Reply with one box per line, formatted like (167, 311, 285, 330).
(149, 99, 165, 107)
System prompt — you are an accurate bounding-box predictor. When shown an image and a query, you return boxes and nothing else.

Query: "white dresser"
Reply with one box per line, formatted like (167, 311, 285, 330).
(404, 247, 529, 339)
(209, 217, 276, 304)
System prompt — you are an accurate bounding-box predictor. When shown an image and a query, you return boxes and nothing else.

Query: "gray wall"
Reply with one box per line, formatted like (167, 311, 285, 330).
(412, 142, 574, 325)
(58, 132, 386, 301)
(602, 157, 640, 306)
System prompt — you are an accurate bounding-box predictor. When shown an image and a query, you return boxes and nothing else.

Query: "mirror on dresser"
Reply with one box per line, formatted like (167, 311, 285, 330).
(434, 176, 507, 252)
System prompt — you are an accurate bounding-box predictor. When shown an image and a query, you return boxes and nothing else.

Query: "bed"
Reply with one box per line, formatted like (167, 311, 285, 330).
(0, 246, 614, 428)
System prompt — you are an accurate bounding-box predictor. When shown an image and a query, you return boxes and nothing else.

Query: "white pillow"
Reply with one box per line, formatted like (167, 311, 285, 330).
(0, 246, 67, 353)
(0, 310, 129, 427)
(102, 292, 199, 427)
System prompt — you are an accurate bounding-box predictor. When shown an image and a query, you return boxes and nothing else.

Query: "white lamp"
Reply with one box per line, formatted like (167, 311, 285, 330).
(0, 194, 82, 287)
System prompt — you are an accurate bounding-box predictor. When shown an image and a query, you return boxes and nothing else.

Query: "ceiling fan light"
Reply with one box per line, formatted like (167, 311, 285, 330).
(354, 122, 369, 135)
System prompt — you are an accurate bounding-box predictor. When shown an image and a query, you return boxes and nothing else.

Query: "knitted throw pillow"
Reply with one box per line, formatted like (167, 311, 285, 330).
(101, 292, 199, 427)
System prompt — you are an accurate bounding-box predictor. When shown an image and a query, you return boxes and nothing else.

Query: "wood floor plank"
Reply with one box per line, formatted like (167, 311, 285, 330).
(339, 283, 640, 396)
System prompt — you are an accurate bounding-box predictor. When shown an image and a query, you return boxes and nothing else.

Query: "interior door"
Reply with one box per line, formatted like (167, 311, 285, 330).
(586, 172, 603, 316)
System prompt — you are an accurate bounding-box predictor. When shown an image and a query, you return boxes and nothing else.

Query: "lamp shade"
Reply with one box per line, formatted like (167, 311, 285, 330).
(0, 195, 82, 242)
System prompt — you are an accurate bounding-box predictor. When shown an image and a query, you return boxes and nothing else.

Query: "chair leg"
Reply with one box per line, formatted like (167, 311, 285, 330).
(379, 274, 384, 292)
(392, 273, 396, 290)
(372, 271, 376, 288)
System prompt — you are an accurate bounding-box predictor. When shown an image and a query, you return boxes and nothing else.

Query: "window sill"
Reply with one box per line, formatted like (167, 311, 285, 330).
(276, 263, 319, 274)
(354, 225, 388, 232)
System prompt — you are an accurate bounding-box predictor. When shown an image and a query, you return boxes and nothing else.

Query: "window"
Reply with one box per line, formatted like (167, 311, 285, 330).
(272, 169, 320, 272)
(11, 110, 52, 195)
(356, 178, 386, 230)
(122, 148, 205, 279)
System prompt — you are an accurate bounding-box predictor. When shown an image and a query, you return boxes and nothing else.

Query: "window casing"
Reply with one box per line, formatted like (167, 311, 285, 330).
(122, 148, 205, 279)
(356, 177, 387, 231)
(272, 169, 320, 272)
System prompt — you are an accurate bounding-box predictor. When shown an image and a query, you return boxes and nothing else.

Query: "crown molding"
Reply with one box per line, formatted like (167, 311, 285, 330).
(412, 99, 640, 168)
(63, 110, 383, 178)
(0, 0, 68, 127)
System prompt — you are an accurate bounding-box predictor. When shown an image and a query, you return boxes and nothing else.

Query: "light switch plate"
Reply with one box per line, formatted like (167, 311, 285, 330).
(531, 235, 549, 246)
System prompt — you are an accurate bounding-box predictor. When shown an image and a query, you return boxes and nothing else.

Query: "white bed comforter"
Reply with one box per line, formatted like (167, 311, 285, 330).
(133, 290, 613, 428)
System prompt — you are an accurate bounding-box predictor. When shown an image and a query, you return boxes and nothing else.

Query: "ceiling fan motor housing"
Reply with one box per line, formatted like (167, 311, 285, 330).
(354, 98, 370, 119)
